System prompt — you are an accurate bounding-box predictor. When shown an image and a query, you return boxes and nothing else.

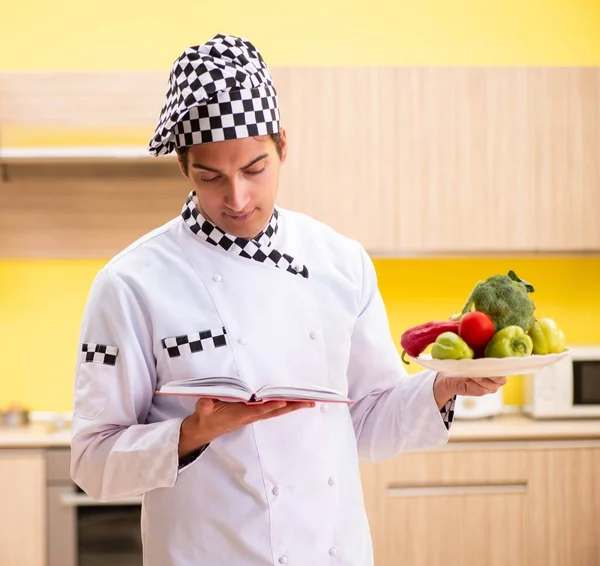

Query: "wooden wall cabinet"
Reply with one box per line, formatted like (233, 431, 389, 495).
(359, 443, 600, 566)
(1, 68, 599, 258)
(274, 68, 600, 254)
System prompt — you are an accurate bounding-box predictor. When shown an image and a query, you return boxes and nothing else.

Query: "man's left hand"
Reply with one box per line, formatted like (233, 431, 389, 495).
(433, 374, 507, 409)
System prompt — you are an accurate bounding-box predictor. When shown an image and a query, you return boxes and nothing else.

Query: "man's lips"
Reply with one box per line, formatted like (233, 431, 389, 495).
(226, 209, 255, 221)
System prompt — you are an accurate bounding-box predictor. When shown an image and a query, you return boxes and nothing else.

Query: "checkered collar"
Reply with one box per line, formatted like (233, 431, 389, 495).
(181, 191, 309, 278)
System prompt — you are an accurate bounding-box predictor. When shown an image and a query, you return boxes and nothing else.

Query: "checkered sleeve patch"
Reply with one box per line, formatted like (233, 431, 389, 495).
(440, 396, 456, 430)
(162, 327, 228, 358)
(81, 343, 119, 366)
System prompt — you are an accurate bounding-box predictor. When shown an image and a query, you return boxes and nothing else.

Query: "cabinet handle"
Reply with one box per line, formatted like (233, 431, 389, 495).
(60, 492, 143, 506)
(386, 483, 527, 498)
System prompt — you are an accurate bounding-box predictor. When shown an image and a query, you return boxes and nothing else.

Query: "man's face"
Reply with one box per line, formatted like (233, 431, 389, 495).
(178, 131, 287, 239)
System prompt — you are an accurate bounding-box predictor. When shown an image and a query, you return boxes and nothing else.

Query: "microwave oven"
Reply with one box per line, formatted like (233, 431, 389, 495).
(522, 346, 600, 419)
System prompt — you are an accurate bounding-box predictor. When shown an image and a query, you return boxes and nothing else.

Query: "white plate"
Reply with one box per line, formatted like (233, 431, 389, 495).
(410, 349, 571, 378)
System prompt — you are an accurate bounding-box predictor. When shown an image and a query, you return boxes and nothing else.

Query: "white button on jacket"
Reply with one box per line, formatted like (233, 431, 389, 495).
(70, 205, 451, 566)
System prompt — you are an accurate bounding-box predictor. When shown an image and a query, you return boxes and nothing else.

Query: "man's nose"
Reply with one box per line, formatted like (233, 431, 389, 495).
(225, 180, 252, 212)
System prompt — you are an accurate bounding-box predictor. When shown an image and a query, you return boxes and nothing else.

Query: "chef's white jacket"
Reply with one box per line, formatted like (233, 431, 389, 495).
(71, 193, 454, 566)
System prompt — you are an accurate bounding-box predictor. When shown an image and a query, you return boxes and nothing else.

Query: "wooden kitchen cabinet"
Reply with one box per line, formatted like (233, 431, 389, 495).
(2, 67, 599, 258)
(276, 68, 600, 255)
(389, 68, 600, 254)
(360, 443, 600, 566)
(0, 450, 47, 566)
(362, 448, 528, 566)
(381, 488, 525, 566)
(526, 447, 600, 566)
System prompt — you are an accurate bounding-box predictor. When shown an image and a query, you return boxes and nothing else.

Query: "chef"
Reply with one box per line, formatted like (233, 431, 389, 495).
(70, 33, 506, 566)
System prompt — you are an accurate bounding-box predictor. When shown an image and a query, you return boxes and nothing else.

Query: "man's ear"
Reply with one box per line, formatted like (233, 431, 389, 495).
(279, 127, 288, 164)
(176, 154, 189, 178)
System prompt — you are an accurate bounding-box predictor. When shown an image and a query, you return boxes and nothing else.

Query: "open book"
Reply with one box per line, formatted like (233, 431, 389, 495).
(156, 376, 353, 404)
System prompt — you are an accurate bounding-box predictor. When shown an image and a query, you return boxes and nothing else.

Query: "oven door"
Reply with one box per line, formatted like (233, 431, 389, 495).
(49, 484, 143, 566)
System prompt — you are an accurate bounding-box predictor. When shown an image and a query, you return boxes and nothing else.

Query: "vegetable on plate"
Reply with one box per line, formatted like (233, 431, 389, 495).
(399, 269, 568, 365)
(458, 311, 496, 349)
(452, 270, 536, 332)
(400, 321, 460, 364)
(528, 318, 566, 355)
(484, 325, 534, 358)
(431, 332, 475, 361)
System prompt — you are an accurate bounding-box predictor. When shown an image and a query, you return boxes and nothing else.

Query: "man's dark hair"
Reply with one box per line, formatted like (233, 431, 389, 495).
(175, 133, 283, 174)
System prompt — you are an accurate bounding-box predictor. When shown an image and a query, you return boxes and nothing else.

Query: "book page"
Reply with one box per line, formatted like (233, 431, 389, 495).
(158, 376, 253, 400)
(255, 382, 351, 403)
(158, 384, 251, 402)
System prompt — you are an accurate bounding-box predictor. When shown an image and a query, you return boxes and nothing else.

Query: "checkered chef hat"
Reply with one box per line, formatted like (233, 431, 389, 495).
(148, 34, 280, 156)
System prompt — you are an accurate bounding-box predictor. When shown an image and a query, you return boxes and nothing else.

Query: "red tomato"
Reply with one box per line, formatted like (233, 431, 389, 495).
(458, 311, 496, 349)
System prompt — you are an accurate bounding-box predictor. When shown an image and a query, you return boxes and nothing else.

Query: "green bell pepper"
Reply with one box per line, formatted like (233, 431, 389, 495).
(431, 332, 474, 360)
(528, 318, 566, 355)
(484, 325, 533, 358)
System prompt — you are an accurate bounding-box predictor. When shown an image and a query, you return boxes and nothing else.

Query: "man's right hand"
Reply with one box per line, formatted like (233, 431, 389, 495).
(178, 398, 315, 458)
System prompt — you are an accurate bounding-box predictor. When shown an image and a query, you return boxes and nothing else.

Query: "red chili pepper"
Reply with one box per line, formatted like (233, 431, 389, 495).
(400, 320, 460, 364)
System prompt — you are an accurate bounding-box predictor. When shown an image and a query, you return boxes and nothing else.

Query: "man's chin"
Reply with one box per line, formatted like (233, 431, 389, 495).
(221, 211, 267, 239)
(222, 221, 261, 240)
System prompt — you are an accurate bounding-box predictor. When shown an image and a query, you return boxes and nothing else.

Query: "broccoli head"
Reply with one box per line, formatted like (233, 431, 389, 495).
(457, 270, 536, 332)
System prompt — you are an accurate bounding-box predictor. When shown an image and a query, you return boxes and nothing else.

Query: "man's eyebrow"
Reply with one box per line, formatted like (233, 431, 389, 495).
(191, 153, 269, 174)
(191, 162, 221, 174)
(241, 154, 269, 169)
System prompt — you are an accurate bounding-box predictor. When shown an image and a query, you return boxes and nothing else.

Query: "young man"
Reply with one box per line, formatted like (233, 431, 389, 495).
(70, 33, 505, 566)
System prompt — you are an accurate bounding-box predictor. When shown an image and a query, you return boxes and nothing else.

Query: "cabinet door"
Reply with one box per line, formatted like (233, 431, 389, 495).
(393, 68, 600, 254)
(369, 447, 529, 566)
(527, 446, 600, 566)
(274, 67, 399, 254)
(382, 486, 525, 566)
(0, 451, 47, 566)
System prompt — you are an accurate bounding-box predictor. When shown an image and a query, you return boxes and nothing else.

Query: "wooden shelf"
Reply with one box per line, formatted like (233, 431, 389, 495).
(0, 146, 175, 164)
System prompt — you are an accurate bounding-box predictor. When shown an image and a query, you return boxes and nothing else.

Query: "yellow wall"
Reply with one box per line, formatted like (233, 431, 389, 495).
(1, 258, 599, 412)
(1, 0, 599, 69)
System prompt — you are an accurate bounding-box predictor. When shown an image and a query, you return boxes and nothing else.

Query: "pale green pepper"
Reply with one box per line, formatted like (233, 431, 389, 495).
(484, 325, 533, 358)
(431, 332, 474, 360)
(528, 318, 566, 355)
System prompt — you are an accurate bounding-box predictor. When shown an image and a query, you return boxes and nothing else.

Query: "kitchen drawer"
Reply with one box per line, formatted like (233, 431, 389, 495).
(377, 447, 529, 489)
(380, 488, 527, 566)
(361, 448, 529, 566)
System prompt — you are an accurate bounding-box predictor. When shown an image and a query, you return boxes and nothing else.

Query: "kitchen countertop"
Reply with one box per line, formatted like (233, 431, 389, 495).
(0, 414, 599, 449)
(449, 414, 600, 442)
(0, 423, 71, 449)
